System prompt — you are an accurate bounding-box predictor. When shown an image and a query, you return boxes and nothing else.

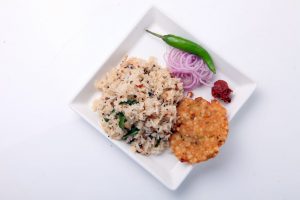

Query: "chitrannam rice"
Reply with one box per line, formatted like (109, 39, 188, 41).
(93, 56, 184, 155)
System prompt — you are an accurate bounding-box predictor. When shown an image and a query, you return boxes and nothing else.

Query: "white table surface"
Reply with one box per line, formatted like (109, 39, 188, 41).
(0, 0, 299, 199)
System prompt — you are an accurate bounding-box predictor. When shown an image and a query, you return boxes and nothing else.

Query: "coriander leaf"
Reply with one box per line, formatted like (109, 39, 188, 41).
(119, 99, 138, 106)
(122, 126, 140, 140)
(155, 138, 161, 147)
(116, 112, 126, 129)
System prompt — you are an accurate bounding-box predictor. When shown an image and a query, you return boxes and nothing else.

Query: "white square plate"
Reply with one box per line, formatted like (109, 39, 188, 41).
(70, 7, 256, 190)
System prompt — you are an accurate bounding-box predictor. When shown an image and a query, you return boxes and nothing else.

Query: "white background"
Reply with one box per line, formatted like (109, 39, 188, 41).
(0, 0, 299, 199)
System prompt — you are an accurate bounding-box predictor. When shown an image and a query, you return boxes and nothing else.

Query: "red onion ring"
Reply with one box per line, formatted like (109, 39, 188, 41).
(165, 47, 214, 91)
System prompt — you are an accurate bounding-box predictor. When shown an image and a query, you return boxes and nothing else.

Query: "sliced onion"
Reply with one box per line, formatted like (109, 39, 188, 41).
(165, 47, 214, 91)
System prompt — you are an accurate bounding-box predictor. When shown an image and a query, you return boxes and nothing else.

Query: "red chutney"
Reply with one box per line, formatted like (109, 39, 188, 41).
(211, 80, 233, 103)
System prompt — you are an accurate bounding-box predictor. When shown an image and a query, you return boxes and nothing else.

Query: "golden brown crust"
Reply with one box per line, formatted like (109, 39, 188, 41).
(170, 98, 229, 164)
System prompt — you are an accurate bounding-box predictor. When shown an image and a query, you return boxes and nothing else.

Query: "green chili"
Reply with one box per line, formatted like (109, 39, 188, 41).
(145, 29, 216, 74)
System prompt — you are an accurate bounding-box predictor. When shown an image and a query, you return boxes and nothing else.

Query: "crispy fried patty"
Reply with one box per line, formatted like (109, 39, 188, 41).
(170, 97, 228, 164)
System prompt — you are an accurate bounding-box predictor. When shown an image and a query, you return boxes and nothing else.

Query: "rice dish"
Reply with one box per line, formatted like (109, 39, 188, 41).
(93, 56, 184, 155)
